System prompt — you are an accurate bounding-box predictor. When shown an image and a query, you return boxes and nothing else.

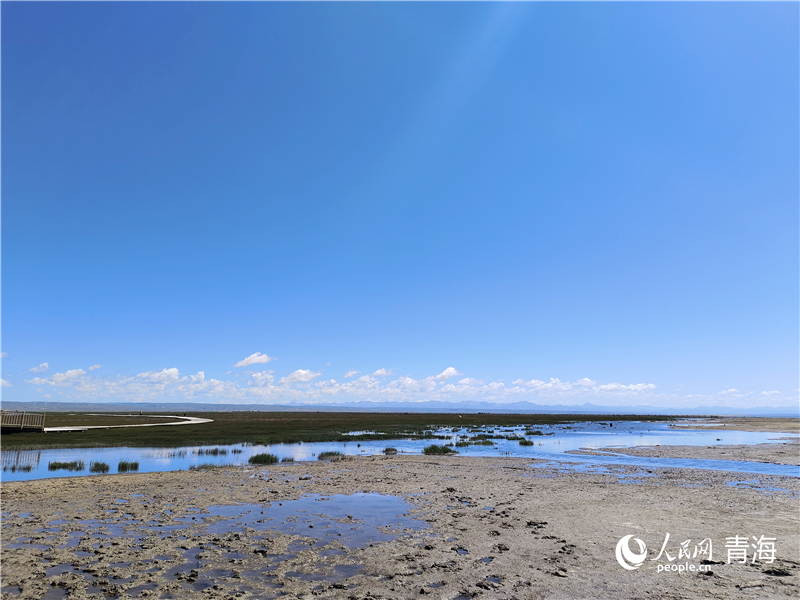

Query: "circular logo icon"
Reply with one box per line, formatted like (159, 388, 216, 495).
(616, 535, 647, 570)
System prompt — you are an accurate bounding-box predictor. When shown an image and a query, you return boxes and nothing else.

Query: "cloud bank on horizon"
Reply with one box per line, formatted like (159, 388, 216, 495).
(15, 352, 795, 409)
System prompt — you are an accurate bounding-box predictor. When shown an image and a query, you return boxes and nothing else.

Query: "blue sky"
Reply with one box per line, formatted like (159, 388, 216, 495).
(2, 2, 797, 409)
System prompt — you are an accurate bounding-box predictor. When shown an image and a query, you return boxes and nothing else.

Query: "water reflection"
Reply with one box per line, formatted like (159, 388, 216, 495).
(2, 421, 797, 481)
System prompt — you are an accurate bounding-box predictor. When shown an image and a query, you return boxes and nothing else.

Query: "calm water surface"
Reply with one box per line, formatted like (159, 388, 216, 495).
(2, 421, 797, 482)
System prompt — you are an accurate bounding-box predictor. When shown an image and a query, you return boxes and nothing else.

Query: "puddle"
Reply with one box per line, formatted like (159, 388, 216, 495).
(479, 557, 494, 564)
(726, 480, 800, 497)
(206, 493, 427, 549)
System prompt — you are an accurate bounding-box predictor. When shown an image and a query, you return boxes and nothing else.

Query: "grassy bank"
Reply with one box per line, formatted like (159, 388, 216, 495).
(0, 411, 672, 450)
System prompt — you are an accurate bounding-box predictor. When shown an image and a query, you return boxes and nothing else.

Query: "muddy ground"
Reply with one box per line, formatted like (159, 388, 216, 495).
(2, 438, 799, 600)
(572, 440, 800, 466)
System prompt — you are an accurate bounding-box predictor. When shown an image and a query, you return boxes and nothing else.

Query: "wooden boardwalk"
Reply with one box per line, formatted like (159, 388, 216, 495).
(0, 410, 45, 432)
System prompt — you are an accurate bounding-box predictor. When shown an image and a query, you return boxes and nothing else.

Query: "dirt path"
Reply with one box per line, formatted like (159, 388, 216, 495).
(43, 414, 213, 433)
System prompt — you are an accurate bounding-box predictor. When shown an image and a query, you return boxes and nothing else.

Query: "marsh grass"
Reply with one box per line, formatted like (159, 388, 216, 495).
(48, 460, 85, 472)
(195, 448, 227, 456)
(4, 411, 671, 450)
(189, 463, 222, 471)
(318, 451, 345, 461)
(423, 444, 457, 455)
(118, 460, 140, 472)
(383, 447, 398, 455)
(519, 439, 534, 446)
(3, 465, 33, 473)
(89, 461, 110, 473)
(249, 453, 279, 465)
(281, 456, 294, 463)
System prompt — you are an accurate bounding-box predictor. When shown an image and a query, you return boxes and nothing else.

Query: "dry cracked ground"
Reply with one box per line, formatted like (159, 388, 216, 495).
(1, 444, 798, 600)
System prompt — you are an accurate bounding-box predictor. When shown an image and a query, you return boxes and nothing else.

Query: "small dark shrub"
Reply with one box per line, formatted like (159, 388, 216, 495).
(249, 453, 279, 465)
(318, 451, 344, 461)
(195, 448, 227, 456)
(89, 461, 110, 474)
(189, 463, 218, 471)
(423, 445, 457, 455)
(281, 457, 294, 463)
(48, 460, 85, 472)
(383, 447, 398, 455)
(519, 440, 534, 446)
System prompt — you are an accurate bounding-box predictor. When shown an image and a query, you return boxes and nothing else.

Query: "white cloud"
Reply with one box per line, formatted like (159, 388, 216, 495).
(279, 369, 322, 385)
(1, 378, 11, 387)
(29, 362, 49, 374)
(17, 358, 786, 410)
(87, 364, 102, 371)
(135, 368, 180, 384)
(433, 367, 461, 381)
(235, 352, 275, 368)
(1, 352, 7, 358)
(250, 371, 275, 387)
(43, 393, 51, 398)
(596, 382, 656, 392)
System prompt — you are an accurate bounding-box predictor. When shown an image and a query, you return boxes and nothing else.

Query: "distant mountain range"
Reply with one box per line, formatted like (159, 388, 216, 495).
(2, 399, 797, 417)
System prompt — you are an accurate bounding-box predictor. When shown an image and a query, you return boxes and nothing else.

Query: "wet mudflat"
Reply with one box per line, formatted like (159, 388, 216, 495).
(2, 443, 799, 599)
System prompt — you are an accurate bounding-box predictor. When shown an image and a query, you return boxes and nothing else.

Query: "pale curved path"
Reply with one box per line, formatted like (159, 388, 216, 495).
(43, 414, 213, 433)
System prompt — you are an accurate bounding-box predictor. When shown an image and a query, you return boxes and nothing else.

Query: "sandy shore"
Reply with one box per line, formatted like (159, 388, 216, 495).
(2, 448, 798, 600)
(571, 440, 800, 467)
(669, 417, 800, 434)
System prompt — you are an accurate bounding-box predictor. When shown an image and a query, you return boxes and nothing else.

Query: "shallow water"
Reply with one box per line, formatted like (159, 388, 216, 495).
(2, 421, 797, 481)
(206, 492, 426, 548)
(2, 492, 422, 596)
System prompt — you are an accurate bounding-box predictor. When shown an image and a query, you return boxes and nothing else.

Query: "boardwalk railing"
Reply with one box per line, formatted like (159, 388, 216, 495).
(0, 410, 45, 431)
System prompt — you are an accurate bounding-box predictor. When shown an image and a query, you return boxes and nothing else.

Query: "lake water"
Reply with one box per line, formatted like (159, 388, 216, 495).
(2, 421, 797, 482)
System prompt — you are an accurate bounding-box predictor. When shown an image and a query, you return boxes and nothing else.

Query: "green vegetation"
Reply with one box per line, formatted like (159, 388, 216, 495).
(318, 451, 344, 461)
(519, 439, 534, 446)
(423, 444, 458, 455)
(3, 465, 34, 473)
(195, 448, 227, 456)
(383, 447, 398, 455)
(3, 411, 674, 450)
(117, 460, 139, 472)
(248, 453, 279, 465)
(48, 460, 85, 472)
(281, 456, 294, 463)
(473, 439, 494, 446)
(89, 461, 110, 473)
(189, 463, 221, 471)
